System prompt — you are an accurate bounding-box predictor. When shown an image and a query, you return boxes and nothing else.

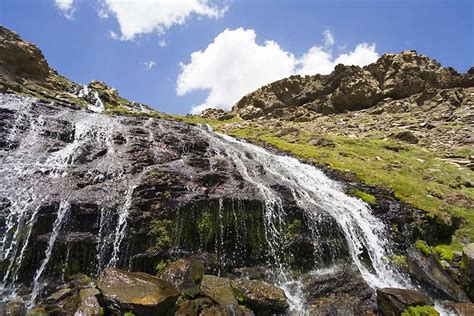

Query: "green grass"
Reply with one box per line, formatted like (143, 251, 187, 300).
(353, 190, 377, 205)
(220, 126, 473, 245)
(415, 240, 432, 255)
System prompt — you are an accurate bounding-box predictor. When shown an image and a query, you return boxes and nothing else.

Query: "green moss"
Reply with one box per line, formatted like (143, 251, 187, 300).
(390, 255, 408, 269)
(353, 190, 377, 205)
(401, 305, 440, 316)
(283, 219, 302, 242)
(415, 240, 432, 255)
(197, 210, 215, 244)
(149, 219, 174, 251)
(124, 312, 136, 316)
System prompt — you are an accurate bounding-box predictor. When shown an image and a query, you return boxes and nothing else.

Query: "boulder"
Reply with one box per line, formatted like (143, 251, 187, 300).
(461, 243, 474, 300)
(158, 257, 204, 297)
(393, 131, 419, 144)
(376, 288, 432, 315)
(45, 287, 73, 304)
(307, 294, 370, 316)
(444, 303, 474, 316)
(175, 297, 214, 315)
(200, 275, 238, 308)
(97, 267, 179, 315)
(2, 297, 26, 316)
(406, 247, 470, 302)
(74, 296, 100, 316)
(231, 279, 288, 315)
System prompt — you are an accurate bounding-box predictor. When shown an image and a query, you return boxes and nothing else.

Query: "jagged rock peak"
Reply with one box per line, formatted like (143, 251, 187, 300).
(230, 50, 473, 121)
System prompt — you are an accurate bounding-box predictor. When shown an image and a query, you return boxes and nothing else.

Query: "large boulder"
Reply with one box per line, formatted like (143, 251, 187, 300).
(406, 247, 470, 302)
(97, 267, 179, 315)
(462, 243, 474, 300)
(158, 257, 204, 297)
(376, 288, 433, 315)
(231, 279, 288, 315)
(200, 275, 238, 308)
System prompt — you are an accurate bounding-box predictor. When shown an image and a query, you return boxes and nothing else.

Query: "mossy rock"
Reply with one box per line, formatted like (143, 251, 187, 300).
(401, 305, 440, 316)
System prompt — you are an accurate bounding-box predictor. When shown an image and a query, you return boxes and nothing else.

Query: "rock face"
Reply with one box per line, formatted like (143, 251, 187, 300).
(231, 50, 473, 120)
(0, 26, 50, 91)
(97, 268, 179, 315)
(376, 288, 433, 315)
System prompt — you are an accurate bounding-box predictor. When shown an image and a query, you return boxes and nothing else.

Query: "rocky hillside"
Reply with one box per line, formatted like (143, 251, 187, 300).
(0, 26, 161, 116)
(1, 25, 474, 315)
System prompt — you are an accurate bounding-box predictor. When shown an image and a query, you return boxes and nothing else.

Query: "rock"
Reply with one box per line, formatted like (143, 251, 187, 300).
(200, 275, 238, 308)
(393, 131, 419, 144)
(406, 247, 470, 302)
(26, 307, 49, 316)
(231, 279, 288, 314)
(2, 297, 26, 316)
(444, 303, 474, 316)
(376, 288, 432, 315)
(78, 287, 100, 300)
(461, 243, 474, 300)
(200, 108, 235, 121)
(97, 267, 179, 315)
(0, 26, 50, 89)
(74, 295, 100, 316)
(158, 257, 204, 296)
(45, 287, 73, 304)
(175, 297, 214, 315)
(307, 294, 370, 316)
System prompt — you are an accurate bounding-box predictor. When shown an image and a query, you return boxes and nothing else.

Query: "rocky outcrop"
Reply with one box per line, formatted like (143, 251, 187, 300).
(97, 268, 179, 315)
(376, 288, 433, 315)
(0, 26, 50, 91)
(230, 50, 473, 121)
(406, 247, 470, 302)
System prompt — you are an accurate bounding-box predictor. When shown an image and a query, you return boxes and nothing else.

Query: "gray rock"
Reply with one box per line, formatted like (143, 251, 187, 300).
(462, 243, 474, 300)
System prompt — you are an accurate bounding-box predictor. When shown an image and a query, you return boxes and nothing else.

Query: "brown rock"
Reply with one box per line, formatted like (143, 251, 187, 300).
(158, 257, 204, 296)
(376, 288, 432, 315)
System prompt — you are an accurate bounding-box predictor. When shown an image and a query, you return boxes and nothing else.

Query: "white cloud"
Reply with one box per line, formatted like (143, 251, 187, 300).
(323, 29, 335, 47)
(54, 0, 75, 19)
(176, 28, 297, 114)
(142, 60, 157, 70)
(101, 0, 227, 40)
(158, 39, 167, 47)
(177, 28, 380, 113)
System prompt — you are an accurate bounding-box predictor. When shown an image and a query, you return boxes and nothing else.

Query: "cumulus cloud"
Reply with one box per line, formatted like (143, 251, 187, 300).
(142, 60, 157, 70)
(101, 0, 227, 40)
(54, 0, 75, 19)
(176, 28, 297, 114)
(177, 28, 380, 113)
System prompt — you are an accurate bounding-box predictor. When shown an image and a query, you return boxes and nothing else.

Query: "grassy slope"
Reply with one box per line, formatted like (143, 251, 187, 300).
(175, 116, 473, 252)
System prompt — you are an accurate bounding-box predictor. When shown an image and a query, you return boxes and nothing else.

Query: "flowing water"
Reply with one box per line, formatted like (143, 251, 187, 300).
(0, 94, 411, 312)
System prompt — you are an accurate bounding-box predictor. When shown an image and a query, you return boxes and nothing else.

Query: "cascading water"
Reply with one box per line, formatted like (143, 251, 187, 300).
(0, 93, 412, 312)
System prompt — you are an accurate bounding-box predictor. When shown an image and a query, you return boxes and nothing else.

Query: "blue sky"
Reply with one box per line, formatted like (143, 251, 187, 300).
(1, 0, 473, 114)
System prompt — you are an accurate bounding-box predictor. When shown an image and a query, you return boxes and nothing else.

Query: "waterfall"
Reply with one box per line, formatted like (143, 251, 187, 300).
(200, 126, 409, 312)
(28, 201, 70, 308)
(0, 94, 412, 312)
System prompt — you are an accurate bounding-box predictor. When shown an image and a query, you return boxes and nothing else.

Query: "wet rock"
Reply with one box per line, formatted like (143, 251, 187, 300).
(97, 267, 179, 315)
(406, 247, 470, 302)
(200, 275, 238, 308)
(75, 295, 100, 316)
(45, 287, 73, 304)
(443, 302, 474, 316)
(175, 297, 214, 315)
(231, 279, 288, 315)
(26, 307, 49, 316)
(376, 288, 432, 315)
(2, 297, 26, 316)
(307, 294, 370, 316)
(461, 243, 474, 300)
(158, 257, 204, 297)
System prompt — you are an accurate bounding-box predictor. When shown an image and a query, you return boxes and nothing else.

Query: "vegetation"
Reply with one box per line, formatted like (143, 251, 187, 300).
(353, 190, 377, 205)
(415, 240, 432, 255)
(401, 305, 440, 316)
(214, 125, 473, 248)
(149, 219, 174, 251)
